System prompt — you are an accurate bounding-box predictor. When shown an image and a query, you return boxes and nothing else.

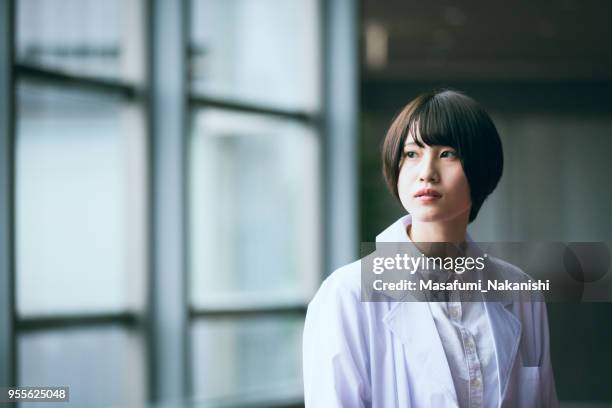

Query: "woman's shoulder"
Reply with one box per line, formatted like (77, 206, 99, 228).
(304, 259, 370, 343)
(485, 253, 533, 282)
(484, 253, 547, 304)
(309, 259, 363, 306)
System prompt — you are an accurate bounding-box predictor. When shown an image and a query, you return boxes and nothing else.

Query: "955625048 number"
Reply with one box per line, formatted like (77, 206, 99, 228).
(1, 386, 69, 402)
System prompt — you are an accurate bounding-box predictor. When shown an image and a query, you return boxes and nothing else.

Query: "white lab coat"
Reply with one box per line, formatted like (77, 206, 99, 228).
(303, 215, 559, 407)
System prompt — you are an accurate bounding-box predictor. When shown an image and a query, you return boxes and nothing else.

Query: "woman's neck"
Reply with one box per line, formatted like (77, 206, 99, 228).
(407, 214, 469, 257)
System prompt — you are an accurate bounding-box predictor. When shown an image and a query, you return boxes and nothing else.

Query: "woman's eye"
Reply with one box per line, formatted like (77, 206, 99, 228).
(404, 151, 417, 158)
(440, 150, 457, 159)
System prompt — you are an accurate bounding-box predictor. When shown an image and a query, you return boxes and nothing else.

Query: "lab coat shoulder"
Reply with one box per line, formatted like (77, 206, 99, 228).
(486, 253, 548, 304)
(485, 254, 532, 282)
(303, 259, 372, 407)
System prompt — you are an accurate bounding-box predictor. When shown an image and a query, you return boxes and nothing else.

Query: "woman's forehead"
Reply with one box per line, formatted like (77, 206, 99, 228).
(404, 128, 427, 147)
(403, 132, 453, 149)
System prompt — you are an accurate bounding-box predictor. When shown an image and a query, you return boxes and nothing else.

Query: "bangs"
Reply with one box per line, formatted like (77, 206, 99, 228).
(404, 94, 472, 159)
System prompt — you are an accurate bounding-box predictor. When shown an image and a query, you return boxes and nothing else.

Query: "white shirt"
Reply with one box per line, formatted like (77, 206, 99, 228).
(425, 273, 500, 407)
(408, 223, 500, 408)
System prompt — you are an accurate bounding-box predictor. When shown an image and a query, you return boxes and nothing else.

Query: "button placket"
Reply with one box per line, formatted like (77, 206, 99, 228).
(461, 322, 484, 407)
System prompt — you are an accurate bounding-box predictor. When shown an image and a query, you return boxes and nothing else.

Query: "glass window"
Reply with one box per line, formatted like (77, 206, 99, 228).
(13, 0, 150, 406)
(16, 0, 144, 81)
(19, 326, 146, 408)
(189, 109, 320, 308)
(16, 82, 147, 317)
(188, 1, 323, 402)
(191, 315, 303, 401)
(190, 0, 320, 111)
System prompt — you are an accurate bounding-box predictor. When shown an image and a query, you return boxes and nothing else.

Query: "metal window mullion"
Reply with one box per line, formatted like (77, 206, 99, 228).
(0, 0, 15, 390)
(323, 0, 359, 276)
(149, 0, 189, 403)
(190, 305, 307, 320)
(188, 94, 319, 124)
(15, 64, 139, 99)
(15, 313, 141, 331)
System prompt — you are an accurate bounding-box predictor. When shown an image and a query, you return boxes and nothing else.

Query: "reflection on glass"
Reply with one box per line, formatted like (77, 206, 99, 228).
(17, 0, 143, 81)
(191, 316, 303, 402)
(19, 326, 146, 408)
(16, 83, 146, 316)
(189, 109, 320, 307)
(190, 0, 320, 111)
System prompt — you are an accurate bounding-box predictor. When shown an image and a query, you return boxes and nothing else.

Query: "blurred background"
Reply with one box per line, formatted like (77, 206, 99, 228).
(0, 0, 610, 407)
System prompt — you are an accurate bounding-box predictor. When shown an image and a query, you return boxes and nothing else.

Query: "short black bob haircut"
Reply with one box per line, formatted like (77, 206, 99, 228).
(382, 89, 503, 223)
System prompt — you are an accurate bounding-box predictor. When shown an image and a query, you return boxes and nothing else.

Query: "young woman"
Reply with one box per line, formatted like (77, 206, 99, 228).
(303, 90, 558, 407)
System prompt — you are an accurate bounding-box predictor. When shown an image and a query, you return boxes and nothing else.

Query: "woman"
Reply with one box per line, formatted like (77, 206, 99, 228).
(302, 90, 558, 407)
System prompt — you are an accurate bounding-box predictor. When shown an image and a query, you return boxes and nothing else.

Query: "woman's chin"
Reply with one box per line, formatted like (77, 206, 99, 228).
(409, 207, 465, 223)
(410, 206, 471, 224)
(409, 209, 444, 223)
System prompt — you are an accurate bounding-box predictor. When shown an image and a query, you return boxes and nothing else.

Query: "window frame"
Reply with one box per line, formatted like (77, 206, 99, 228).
(184, 0, 325, 403)
(0, 0, 17, 391)
(0, 0, 359, 406)
(7, 0, 150, 404)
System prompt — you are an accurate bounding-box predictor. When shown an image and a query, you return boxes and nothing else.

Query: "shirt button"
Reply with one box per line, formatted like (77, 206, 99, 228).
(471, 378, 481, 387)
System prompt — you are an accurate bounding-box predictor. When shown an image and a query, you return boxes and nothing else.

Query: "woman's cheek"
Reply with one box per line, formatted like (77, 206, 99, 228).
(397, 169, 414, 211)
(449, 171, 472, 210)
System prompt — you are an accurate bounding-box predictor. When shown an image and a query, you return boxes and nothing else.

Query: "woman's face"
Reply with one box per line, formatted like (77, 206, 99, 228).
(397, 130, 472, 223)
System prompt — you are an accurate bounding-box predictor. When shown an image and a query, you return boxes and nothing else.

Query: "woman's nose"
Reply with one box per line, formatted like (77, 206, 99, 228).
(418, 156, 439, 183)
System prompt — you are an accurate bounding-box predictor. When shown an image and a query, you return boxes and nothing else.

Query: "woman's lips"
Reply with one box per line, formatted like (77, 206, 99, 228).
(414, 188, 442, 203)
(416, 195, 441, 203)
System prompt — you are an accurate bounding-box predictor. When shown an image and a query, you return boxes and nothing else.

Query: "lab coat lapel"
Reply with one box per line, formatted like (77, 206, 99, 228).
(466, 239, 523, 404)
(375, 215, 411, 244)
(383, 301, 459, 404)
(376, 215, 524, 405)
(377, 215, 458, 402)
(483, 299, 522, 404)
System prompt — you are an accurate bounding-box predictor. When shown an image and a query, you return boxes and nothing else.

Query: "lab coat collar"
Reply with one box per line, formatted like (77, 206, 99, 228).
(374, 214, 512, 306)
(378, 214, 522, 405)
(375, 214, 413, 243)
(375, 213, 480, 253)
